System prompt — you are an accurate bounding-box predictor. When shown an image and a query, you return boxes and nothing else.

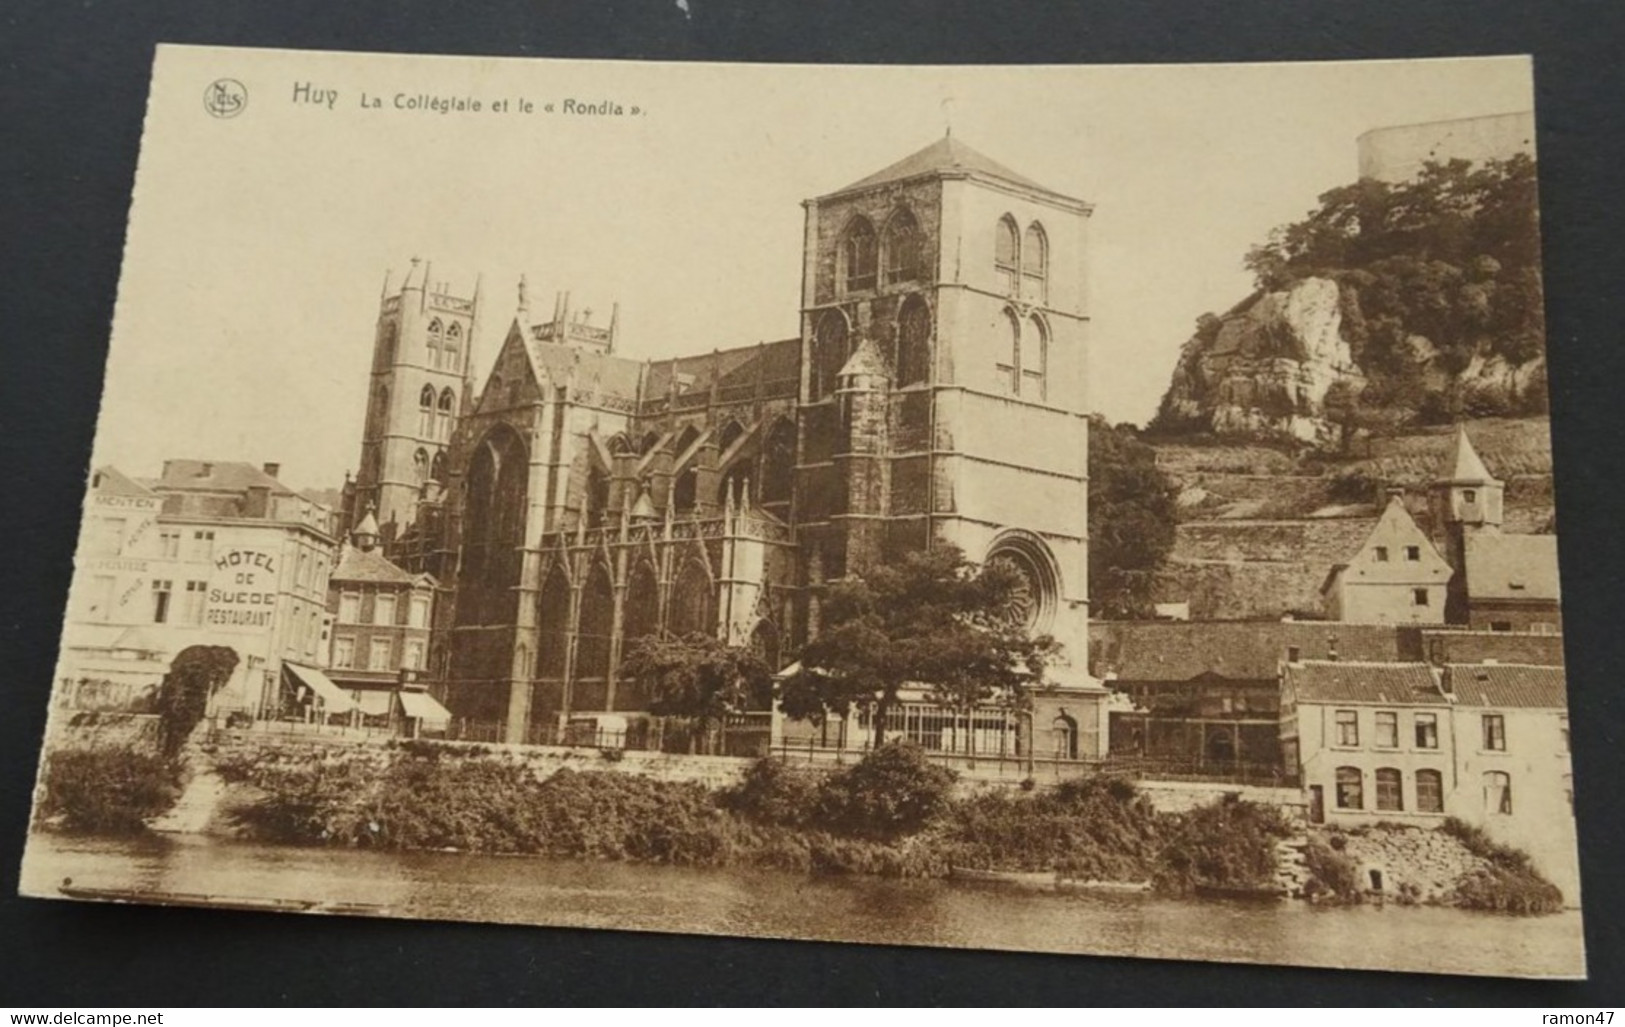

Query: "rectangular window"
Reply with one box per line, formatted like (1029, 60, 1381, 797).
(159, 529, 181, 559)
(85, 516, 126, 558)
(409, 594, 430, 629)
(1374, 546, 1389, 562)
(1414, 713, 1438, 749)
(150, 579, 173, 624)
(181, 580, 207, 624)
(369, 637, 392, 671)
(338, 593, 360, 624)
(373, 594, 397, 627)
(1375, 768, 1403, 811)
(1464, 489, 1477, 504)
(1416, 770, 1444, 813)
(1412, 588, 1430, 606)
(1490, 621, 1513, 633)
(1335, 767, 1363, 810)
(1482, 713, 1506, 752)
(404, 640, 424, 670)
(1375, 711, 1398, 749)
(189, 529, 215, 562)
(1404, 545, 1421, 561)
(1335, 709, 1359, 747)
(83, 575, 116, 621)
(333, 636, 354, 669)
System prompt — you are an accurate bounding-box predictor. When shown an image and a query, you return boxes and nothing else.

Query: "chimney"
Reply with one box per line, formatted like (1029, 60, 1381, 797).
(263, 462, 282, 479)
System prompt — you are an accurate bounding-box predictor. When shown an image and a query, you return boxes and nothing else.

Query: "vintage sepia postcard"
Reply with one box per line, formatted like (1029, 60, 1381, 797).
(21, 44, 1583, 979)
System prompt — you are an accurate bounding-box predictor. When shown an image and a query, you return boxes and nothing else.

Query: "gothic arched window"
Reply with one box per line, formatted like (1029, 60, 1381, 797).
(437, 388, 456, 441)
(994, 215, 1020, 295)
(1021, 315, 1048, 400)
(1022, 222, 1049, 304)
(418, 385, 436, 436)
(430, 450, 448, 483)
(426, 318, 444, 369)
(883, 208, 924, 285)
(456, 426, 528, 625)
(537, 563, 571, 679)
(623, 561, 660, 646)
(896, 296, 932, 387)
(576, 562, 615, 681)
(811, 310, 849, 402)
(668, 560, 714, 639)
(760, 418, 796, 505)
(444, 322, 462, 374)
(841, 217, 878, 293)
(412, 448, 429, 487)
(485, 374, 503, 409)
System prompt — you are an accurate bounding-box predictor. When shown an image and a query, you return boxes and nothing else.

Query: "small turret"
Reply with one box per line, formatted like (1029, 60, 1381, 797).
(353, 506, 381, 551)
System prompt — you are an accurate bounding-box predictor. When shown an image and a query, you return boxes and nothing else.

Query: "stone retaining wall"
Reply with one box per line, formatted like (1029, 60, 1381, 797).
(203, 730, 757, 790)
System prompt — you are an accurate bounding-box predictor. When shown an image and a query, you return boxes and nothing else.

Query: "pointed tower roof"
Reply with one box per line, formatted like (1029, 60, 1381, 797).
(1437, 426, 1497, 485)
(823, 136, 1079, 204)
(838, 336, 890, 380)
(354, 509, 380, 538)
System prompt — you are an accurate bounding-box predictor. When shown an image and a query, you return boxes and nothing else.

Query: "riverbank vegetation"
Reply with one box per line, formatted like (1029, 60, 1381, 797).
(208, 741, 1291, 894)
(37, 746, 183, 833)
(1439, 817, 1565, 914)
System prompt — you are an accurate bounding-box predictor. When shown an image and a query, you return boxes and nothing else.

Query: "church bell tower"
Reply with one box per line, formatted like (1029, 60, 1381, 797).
(353, 259, 482, 539)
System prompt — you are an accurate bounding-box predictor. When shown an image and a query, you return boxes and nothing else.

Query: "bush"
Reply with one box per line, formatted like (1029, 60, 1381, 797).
(817, 742, 956, 839)
(1157, 798, 1294, 893)
(726, 758, 823, 827)
(1439, 817, 1564, 913)
(1301, 839, 1362, 903)
(941, 775, 1157, 880)
(39, 746, 181, 833)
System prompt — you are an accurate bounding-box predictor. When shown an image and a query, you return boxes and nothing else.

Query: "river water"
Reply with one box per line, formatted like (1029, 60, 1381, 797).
(20, 833, 1585, 979)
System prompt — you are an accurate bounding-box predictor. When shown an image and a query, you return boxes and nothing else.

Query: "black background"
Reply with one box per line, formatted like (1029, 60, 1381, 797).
(3, 0, 1623, 1006)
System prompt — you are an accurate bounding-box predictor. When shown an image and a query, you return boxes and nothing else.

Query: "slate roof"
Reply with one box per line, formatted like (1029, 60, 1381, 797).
(1437, 425, 1497, 484)
(331, 544, 416, 585)
(1464, 532, 1560, 602)
(826, 136, 1073, 202)
(1089, 620, 1417, 681)
(1445, 663, 1568, 709)
(642, 338, 802, 401)
(90, 466, 156, 499)
(1284, 661, 1446, 706)
(150, 460, 296, 495)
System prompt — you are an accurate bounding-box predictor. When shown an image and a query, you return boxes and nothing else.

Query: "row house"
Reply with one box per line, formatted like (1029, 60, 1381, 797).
(1282, 658, 1575, 896)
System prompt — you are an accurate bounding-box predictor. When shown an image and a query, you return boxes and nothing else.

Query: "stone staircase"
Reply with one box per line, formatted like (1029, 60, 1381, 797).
(1271, 834, 1314, 898)
(145, 766, 228, 835)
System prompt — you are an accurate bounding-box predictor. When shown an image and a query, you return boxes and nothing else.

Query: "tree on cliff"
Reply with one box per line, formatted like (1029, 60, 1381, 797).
(155, 645, 240, 757)
(779, 544, 1057, 745)
(620, 633, 773, 753)
(1243, 154, 1544, 421)
(1088, 418, 1179, 619)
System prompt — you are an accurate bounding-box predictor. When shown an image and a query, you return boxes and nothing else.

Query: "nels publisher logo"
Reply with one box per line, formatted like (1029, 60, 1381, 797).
(204, 78, 247, 119)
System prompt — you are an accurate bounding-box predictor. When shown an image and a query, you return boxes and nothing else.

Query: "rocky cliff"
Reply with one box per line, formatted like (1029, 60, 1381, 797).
(1154, 275, 1549, 445)
(1155, 277, 1359, 445)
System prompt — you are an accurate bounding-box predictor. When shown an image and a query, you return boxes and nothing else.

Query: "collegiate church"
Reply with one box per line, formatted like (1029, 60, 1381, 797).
(344, 136, 1104, 750)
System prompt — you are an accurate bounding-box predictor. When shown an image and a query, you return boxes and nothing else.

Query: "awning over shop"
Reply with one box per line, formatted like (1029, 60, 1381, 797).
(352, 689, 394, 717)
(398, 689, 452, 727)
(284, 663, 357, 714)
